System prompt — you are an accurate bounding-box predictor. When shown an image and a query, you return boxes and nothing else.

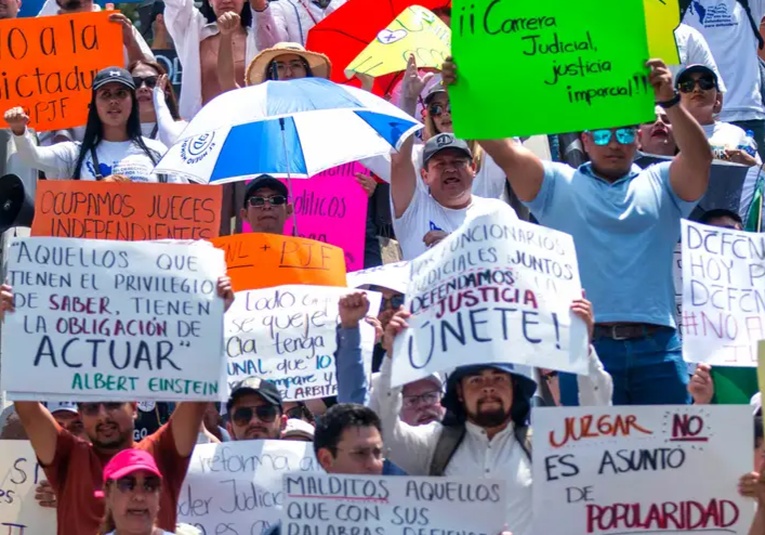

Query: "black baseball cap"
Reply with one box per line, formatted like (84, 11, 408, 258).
(93, 67, 135, 91)
(227, 376, 283, 412)
(243, 175, 289, 208)
(675, 64, 719, 89)
(422, 133, 472, 168)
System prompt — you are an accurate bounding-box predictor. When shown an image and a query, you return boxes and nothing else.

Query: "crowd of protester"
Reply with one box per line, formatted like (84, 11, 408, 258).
(2, 0, 765, 534)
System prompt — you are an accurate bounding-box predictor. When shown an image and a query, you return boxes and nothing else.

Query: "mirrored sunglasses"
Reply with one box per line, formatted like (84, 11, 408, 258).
(115, 476, 161, 493)
(677, 77, 716, 93)
(590, 128, 637, 146)
(247, 195, 287, 208)
(429, 103, 451, 117)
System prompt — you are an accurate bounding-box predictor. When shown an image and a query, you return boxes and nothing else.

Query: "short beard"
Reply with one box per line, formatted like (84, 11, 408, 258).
(468, 407, 511, 428)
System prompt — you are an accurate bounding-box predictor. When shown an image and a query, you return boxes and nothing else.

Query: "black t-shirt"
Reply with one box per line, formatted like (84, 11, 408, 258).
(134, 402, 173, 442)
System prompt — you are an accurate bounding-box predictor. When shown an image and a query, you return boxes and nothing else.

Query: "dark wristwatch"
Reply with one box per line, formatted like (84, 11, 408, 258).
(657, 92, 681, 109)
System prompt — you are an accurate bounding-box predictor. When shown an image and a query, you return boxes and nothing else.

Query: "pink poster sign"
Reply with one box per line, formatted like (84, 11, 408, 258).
(243, 163, 369, 271)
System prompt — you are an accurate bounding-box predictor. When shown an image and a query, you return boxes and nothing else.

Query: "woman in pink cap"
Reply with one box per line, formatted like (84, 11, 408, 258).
(98, 449, 172, 535)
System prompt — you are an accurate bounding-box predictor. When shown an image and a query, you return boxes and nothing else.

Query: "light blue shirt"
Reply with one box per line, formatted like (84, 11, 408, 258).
(524, 161, 698, 327)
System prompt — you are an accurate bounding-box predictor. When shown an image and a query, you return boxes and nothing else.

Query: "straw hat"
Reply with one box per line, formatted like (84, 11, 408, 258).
(246, 42, 332, 86)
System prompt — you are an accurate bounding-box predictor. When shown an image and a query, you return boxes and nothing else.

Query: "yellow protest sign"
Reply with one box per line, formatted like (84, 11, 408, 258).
(644, 0, 680, 65)
(344, 5, 450, 79)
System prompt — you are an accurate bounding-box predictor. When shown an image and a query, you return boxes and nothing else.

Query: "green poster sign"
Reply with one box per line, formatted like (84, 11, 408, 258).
(449, 0, 656, 139)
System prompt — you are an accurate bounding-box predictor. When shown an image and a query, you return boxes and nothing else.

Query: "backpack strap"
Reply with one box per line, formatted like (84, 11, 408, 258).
(514, 425, 533, 462)
(429, 424, 466, 476)
(738, 0, 765, 50)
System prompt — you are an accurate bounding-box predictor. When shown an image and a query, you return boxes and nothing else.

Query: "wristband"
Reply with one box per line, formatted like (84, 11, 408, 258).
(657, 92, 681, 109)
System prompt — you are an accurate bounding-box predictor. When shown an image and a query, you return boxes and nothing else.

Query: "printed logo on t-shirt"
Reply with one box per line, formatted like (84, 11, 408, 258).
(137, 401, 156, 413)
(690, 1, 736, 28)
(85, 160, 113, 178)
(180, 132, 217, 165)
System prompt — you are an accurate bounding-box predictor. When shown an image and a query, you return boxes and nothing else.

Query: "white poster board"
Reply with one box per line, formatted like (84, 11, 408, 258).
(177, 440, 318, 535)
(2, 238, 226, 401)
(391, 205, 589, 387)
(681, 220, 765, 366)
(225, 285, 380, 401)
(0, 440, 56, 533)
(533, 405, 754, 535)
(346, 261, 410, 294)
(281, 473, 506, 534)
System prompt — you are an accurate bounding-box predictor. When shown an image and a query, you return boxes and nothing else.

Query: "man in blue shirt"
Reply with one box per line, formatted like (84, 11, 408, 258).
(441, 58, 712, 405)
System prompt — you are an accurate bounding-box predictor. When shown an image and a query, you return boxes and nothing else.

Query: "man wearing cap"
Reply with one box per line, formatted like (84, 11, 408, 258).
(677, 64, 762, 166)
(226, 376, 286, 440)
(47, 402, 86, 440)
(442, 57, 712, 406)
(391, 132, 513, 260)
(240, 175, 294, 235)
(377, 309, 610, 535)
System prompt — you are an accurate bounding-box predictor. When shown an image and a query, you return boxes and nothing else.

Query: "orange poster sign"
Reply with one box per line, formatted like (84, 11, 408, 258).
(212, 233, 347, 292)
(31, 181, 222, 241)
(0, 12, 123, 131)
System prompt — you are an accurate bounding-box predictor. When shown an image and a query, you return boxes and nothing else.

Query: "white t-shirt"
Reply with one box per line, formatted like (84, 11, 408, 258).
(393, 189, 515, 260)
(13, 132, 184, 182)
(682, 0, 765, 121)
(670, 23, 727, 93)
(703, 121, 762, 163)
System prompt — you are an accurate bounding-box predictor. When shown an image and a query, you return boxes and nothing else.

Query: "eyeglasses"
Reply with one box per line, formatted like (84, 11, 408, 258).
(589, 128, 637, 146)
(132, 75, 158, 89)
(247, 195, 287, 208)
(232, 405, 279, 426)
(677, 77, 716, 93)
(273, 60, 308, 73)
(402, 390, 441, 409)
(335, 446, 384, 461)
(429, 103, 451, 117)
(114, 476, 161, 494)
(79, 402, 125, 416)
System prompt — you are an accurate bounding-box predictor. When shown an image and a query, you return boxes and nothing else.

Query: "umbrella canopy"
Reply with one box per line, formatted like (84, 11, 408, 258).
(306, 0, 450, 97)
(154, 77, 422, 184)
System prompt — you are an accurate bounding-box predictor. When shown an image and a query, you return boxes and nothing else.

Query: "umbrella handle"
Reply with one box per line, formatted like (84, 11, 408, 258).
(279, 118, 300, 236)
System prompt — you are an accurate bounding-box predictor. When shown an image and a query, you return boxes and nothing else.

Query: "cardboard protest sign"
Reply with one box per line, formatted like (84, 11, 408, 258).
(177, 440, 318, 535)
(0, 12, 123, 131)
(212, 234, 347, 292)
(1, 237, 226, 401)
(449, 0, 654, 138)
(681, 220, 765, 366)
(281, 473, 506, 534)
(533, 405, 753, 534)
(347, 261, 410, 294)
(0, 441, 56, 533)
(391, 205, 589, 387)
(643, 0, 680, 64)
(31, 181, 222, 241)
(225, 285, 380, 401)
(242, 164, 370, 272)
(344, 6, 451, 78)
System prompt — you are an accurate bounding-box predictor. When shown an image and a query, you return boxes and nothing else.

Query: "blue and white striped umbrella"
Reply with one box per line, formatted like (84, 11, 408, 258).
(155, 77, 422, 184)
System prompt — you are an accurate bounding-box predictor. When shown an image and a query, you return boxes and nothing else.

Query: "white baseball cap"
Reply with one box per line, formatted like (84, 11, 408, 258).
(47, 402, 79, 415)
(283, 418, 315, 440)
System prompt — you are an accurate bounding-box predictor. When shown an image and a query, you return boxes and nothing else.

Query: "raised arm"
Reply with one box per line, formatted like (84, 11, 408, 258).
(648, 59, 712, 201)
(3, 107, 77, 178)
(217, 12, 243, 93)
(153, 78, 188, 146)
(336, 293, 371, 405)
(441, 57, 545, 202)
(251, 0, 290, 49)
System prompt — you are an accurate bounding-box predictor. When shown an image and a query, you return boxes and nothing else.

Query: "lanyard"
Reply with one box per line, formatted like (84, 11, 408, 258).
(297, 0, 320, 25)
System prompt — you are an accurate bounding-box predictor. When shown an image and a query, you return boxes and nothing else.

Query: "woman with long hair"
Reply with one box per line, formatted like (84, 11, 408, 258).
(3, 66, 183, 183)
(130, 60, 181, 138)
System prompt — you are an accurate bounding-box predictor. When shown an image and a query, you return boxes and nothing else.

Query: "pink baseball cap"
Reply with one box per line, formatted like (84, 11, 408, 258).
(94, 449, 162, 498)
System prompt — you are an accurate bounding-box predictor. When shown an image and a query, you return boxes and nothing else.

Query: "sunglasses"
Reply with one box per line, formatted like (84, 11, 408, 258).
(247, 195, 287, 208)
(232, 405, 278, 426)
(677, 77, 716, 93)
(79, 402, 124, 416)
(286, 404, 311, 420)
(368, 286, 405, 310)
(429, 103, 451, 117)
(132, 75, 158, 89)
(589, 128, 637, 146)
(114, 476, 161, 494)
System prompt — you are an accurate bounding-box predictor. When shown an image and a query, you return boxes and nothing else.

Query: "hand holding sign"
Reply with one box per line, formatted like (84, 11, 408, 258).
(646, 59, 675, 101)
